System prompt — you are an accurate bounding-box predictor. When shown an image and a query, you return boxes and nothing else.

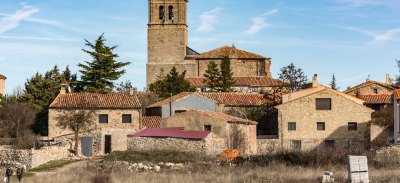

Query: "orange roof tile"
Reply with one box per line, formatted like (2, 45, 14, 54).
(186, 77, 282, 87)
(396, 89, 400, 100)
(344, 80, 396, 94)
(195, 46, 266, 59)
(50, 93, 142, 109)
(358, 94, 393, 104)
(141, 116, 161, 129)
(0, 74, 6, 79)
(147, 92, 269, 108)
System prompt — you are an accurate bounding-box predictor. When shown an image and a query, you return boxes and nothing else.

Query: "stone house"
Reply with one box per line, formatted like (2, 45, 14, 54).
(48, 89, 142, 156)
(186, 76, 283, 93)
(146, 0, 276, 86)
(344, 76, 396, 112)
(143, 92, 269, 128)
(0, 74, 6, 96)
(393, 89, 400, 143)
(127, 127, 226, 156)
(160, 110, 258, 155)
(274, 83, 373, 151)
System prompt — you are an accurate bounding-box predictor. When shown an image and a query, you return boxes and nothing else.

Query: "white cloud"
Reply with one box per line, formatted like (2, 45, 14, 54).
(0, 4, 39, 34)
(0, 35, 79, 42)
(244, 9, 278, 35)
(335, 0, 400, 7)
(197, 8, 223, 33)
(328, 25, 400, 45)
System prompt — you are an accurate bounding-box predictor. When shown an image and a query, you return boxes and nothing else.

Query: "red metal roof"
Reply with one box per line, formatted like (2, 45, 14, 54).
(128, 127, 210, 140)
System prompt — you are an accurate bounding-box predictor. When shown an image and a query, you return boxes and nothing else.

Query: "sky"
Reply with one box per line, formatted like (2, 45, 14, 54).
(0, 0, 400, 94)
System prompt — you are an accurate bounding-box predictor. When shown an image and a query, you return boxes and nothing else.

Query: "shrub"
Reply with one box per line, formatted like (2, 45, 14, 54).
(91, 173, 112, 183)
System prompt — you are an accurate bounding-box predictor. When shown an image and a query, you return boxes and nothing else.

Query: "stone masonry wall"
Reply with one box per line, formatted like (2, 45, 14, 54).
(277, 89, 373, 151)
(347, 83, 393, 95)
(127, 133, 226, 156)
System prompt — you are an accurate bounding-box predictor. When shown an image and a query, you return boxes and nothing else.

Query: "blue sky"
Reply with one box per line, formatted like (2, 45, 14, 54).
(1, 0, 400, 94)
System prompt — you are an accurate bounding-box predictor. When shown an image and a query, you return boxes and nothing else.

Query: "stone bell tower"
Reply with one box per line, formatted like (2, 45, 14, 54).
(147, 0, 189, 85)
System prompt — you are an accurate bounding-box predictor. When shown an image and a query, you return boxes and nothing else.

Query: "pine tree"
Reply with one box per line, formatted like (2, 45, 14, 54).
(329, 73, 339, 90)
(149, 67, 195, 99)
(78, 34, 130, 93)
(203, 61, 221, 92)
(219, 56, 235, 92)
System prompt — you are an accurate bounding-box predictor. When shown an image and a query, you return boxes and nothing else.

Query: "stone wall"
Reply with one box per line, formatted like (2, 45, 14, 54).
(346, 83, 393, 95)
(257, 139, 281, 154)
(127, 133, 226, 156)
(276, 89, 373, 151)
(370, 124, 392, 147)
(197, 59, 270, 78)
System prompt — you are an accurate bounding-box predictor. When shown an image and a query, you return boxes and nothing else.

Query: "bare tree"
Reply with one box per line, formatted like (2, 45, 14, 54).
(0, 103, 36, 145)
(56, 98, 95, 155)
(278, 63, 308, 92)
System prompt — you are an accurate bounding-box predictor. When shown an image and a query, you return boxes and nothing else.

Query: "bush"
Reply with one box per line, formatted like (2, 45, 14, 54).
(91, 173, 112, 183)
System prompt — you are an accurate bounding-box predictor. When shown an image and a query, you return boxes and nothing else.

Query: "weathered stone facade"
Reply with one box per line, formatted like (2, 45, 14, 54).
(276, 88, 374, 151)
(0, 74, 5, 96)
(345, 81, 395, 95)
(127, 133, 226, 156)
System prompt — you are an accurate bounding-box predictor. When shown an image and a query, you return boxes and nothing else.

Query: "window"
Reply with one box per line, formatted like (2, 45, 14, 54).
(317, 122, 325, 131)
(316, 98, 331, 110)
(201, 88, 206, 92)
(291, 140, 301, 150)
(99, 114, 108, 123)
(168, 6, 174, 20)
(204, 125, 212, 131)
(159, 6, 165, 20)
(325, 140, 335, 149)
(122, 114, 132, 123)
(348, 122, 358, 131)
(373, 88, 378, 94)
(175, 110, 187, 114)
(288, 122, 296, 131)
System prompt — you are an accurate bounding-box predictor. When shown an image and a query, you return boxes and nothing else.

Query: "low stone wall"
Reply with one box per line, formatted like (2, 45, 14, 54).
(128, 133, 226, 156)
(257, 139, 281, 154)
(370, 124, 392, 148)
(0, 145, 72, 169)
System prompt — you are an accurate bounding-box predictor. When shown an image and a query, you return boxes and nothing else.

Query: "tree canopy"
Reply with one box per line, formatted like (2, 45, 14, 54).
(149, 67, 195, 99)
(278, 63, 308, 92)
(219, 56, 235, 92)
(79, 34, 131, 93)
(203, 61, 221, 92)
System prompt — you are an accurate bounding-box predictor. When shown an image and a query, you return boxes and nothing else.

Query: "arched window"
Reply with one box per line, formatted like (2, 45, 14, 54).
(159, 6, 165, 20)
(169, 6, 174, 21)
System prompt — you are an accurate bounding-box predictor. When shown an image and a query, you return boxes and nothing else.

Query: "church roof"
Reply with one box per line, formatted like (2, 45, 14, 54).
(195, 46, 266, 59)
(0, 74, 6, 79)
(186, 77, 282, 87)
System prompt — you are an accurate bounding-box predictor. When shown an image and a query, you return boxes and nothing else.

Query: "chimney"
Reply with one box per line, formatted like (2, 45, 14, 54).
(129, 87, 134, 95)
(386, 73, 391, 85)
(312, 74, 318, 88)
(60, 84, 67, 94)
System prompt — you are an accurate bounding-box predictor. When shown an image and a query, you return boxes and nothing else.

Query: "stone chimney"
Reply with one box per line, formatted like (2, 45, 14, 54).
(129, 87, 134, 95)
(386, 73, 391, 85)
(0, 74, 6, 96)
(312, 74, 318, 88)
(60, 84, 67, 94)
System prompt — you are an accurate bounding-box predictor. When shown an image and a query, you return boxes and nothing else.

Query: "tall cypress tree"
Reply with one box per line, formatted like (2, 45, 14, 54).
(219, 56, 235, 92)
(203, 61, 221, 92)
(79, 34, 130, 93)
(329, 73, 339, 90)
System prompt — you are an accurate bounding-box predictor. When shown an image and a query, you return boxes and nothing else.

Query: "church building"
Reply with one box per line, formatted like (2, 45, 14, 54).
(146, 0, 277, 90)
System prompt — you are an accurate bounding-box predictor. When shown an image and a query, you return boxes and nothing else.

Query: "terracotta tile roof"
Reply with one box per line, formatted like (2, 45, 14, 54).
(396, 89, 400, 100)
(188, 110, 258, 125)
(358, 94, 393, 104)
(344, 80, 396, 94)
(141, 116, 161, 129)
(0, 74, 6, 79)
(186, 77, 282, 87)
(128, 127, 210, 140)
(195, 46, 266, 59)
(147, 92, 269, 108)
(50, 93, 142, 109)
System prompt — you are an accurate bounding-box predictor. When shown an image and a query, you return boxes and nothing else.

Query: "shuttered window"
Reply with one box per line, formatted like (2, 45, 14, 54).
(316, 98, 331, 110)
(99, 114, 108, 123)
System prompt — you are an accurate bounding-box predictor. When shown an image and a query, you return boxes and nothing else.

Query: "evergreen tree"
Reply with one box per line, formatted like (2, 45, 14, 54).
(329, 73, 339, 90)
(203, 61, 221, 92)
(21, 66, 76, 135)
(219, 56, 235, 92)
(78, 34, 130, 93)
(149, 67, 195, 99)
(278, 63, 308, 92)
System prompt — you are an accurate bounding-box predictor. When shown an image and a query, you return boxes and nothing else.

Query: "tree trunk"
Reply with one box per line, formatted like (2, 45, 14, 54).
(16, 120, 20, 146)
(74, 131, 79, 156)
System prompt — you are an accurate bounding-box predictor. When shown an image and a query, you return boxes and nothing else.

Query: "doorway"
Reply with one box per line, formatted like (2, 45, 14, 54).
(104, 135, 112, 154)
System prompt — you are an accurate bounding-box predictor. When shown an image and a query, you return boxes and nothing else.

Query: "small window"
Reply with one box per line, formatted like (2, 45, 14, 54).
(291, 140, 301, 150)
(201, 88, 206, 92)
(168, 6, 174, 20)
(373, 88, 378, 94)
(317, 122, 325, 131)
(325, 140, 335, 149)
(122, 114, 132, 123)
(348, 122, 358, 131)
(204, 125, 212, 131)
(175, 110, 187, 114)
(316, 98, 331, 110)
(159, 6, 165, 20)
(288, 122, 296, 131)
(99, 114, 108, 123)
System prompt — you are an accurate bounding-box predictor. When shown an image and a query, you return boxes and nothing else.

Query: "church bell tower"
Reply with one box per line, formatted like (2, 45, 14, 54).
(147, 0, 189, 86)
